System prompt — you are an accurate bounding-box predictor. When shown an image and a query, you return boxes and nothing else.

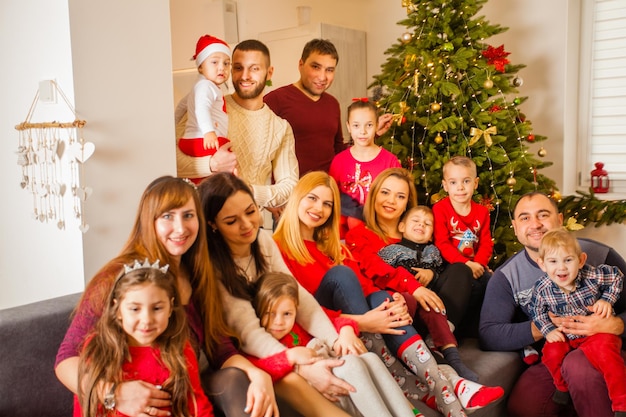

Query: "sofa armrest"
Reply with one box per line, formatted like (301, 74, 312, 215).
(0, 293, 81, 417)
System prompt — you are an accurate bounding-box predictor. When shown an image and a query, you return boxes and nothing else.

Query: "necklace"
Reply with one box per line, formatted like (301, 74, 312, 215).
(238, 255, 255, 280)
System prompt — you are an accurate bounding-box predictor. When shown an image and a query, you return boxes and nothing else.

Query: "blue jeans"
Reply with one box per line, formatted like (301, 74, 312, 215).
(367, 290, 418, 352)
(313, 265, 371, 314)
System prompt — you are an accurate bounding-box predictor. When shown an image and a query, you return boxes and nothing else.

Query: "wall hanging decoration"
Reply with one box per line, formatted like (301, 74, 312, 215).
(14, 81, 93, 232)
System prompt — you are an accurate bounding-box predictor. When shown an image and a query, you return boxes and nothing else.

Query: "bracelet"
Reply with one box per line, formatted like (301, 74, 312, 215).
(103, 382, 117, 411)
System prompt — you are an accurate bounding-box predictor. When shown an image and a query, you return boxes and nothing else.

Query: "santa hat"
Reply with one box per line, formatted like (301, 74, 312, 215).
(193, 35, 230, 67)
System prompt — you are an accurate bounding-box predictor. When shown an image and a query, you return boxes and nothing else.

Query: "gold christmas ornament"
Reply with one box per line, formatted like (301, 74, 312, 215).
(401, 32, 412, 43)
(483, 79, 494, 89)
(434, 134, 443, 144)
(430, 193, 443, 205)
(506, 177, 517, 187)
(430, 102, 441, 112)
(538, 147, 547, 157)
(552, 190, 562, 201)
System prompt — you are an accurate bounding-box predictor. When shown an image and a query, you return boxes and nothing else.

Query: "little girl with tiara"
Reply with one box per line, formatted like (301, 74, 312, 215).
(329, 99, 401, 235)
(77, 260, 214, 417)
(251, 271, 422, 417)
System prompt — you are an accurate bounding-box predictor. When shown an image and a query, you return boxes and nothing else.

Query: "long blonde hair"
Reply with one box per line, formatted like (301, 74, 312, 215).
(362, 168, 418, 242)
(274, 171, 344, 265)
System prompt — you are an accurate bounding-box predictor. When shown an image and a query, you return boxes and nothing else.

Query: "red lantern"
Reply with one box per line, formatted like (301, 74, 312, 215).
(590, 162, 609, 193)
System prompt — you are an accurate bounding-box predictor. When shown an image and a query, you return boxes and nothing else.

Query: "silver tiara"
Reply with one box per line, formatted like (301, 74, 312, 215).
(123, 258, 170, 274)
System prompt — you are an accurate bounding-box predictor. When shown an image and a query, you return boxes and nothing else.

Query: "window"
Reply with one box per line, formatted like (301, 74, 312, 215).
(578, 0, 626, 196)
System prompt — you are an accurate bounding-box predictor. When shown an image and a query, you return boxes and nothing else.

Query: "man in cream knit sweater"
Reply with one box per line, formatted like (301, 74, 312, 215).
(177, 39, 298, 228)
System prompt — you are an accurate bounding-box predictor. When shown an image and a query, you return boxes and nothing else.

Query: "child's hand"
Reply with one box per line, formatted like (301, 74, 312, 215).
(286, 347, 319, 366)
(411, 267, 434, 287)
(203, 131, 219, 150)
(590, 299, 613, 318)
(333, 325, 366, 357)
(465, 260, 485, 279)
(546, 329, 566, 343)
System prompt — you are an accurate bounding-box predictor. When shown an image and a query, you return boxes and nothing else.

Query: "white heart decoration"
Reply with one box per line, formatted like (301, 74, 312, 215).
(79, 223, 90, 233)
(71, 142, 96, 163)
(77, 186, 93, 201)
(55, 141, 65, 159)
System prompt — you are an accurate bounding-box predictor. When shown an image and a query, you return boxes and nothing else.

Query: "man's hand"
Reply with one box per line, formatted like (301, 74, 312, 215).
(210, 142, 237, 173)
(412, 286, 446, 314)
(555, 312, 625, 338)
(376, 113, 393, 137)
(296, 358, 355, 402)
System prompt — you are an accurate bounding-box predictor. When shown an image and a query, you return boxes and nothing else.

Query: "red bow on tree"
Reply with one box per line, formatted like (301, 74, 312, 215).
(482, 45, 510, 72)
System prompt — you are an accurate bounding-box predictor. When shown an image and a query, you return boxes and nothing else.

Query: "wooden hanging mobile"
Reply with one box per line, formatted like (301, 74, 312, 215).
(14, 81, 93, 232)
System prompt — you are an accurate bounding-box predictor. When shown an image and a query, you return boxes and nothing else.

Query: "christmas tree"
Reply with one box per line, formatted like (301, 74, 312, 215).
(370, 0, 559, 267)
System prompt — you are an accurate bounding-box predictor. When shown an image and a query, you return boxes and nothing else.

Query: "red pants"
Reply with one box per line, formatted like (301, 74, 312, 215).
(542, 333, 626, 412)
(178, 136, 230, 157)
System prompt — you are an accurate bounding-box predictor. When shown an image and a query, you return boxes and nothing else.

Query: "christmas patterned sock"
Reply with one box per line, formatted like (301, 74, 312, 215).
(360, 332, 428, 412)
(398, 335, 467, 417)
(522, 345, 539, 365)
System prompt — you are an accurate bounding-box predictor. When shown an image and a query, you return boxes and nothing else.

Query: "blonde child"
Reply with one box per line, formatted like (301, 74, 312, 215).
(329, 99, 400, 235)
(77, 260, 214, 417)
(530, 229, 626, 414)
(176, 34, 231, 184)
(252, 271, 421, 417)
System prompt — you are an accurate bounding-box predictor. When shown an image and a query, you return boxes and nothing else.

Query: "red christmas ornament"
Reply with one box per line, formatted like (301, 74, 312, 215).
(489, 105, 501, 113)
(482, 44, 510, 72)
(527, 134, 535, 142)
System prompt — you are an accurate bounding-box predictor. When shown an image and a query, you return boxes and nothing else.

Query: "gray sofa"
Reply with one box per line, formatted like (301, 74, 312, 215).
(0, 293, 522, 417)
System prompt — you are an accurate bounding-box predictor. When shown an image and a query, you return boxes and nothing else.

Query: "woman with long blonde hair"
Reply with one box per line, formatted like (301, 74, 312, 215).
(276, 171, 504, 416)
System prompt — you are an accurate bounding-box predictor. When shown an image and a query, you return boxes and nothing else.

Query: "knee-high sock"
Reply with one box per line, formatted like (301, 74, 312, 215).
(398, 335, 467, 417)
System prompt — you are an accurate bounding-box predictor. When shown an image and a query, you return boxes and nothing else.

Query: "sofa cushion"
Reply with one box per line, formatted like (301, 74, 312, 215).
(0, 293, 80, 417)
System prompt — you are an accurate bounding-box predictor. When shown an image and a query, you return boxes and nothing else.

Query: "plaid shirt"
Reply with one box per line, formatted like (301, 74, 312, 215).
(530, 263, 623, 340)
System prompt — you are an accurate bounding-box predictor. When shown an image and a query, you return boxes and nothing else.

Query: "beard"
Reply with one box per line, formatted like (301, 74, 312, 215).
(233, 77, 267, 99)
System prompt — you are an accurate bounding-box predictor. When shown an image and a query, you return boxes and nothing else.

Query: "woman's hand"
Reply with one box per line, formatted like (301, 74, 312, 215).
(354, 298, 411, 335)
(286, 347, 319, 366)
(297, 359, 355, 402)
(332, 326, 366, 357)
(244, 367, 279, 417)
(412, 286, 446, 314)
(411, 268, 434, 287)
(115, 381, 171, 417)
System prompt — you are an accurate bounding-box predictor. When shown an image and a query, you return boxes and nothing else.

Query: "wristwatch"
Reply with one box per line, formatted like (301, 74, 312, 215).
(103, 383, 117, 411)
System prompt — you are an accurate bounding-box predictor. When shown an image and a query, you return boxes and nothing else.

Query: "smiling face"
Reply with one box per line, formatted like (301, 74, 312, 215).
(512, 194, 563, 257)
(211, 190, 261, 255)
(373, 176, 410, 225)
(260, 295, 297, 341)
(538, 247, 587, 292)
(297, 52, 337, 98)
(441, 163, 478, 205)
(399, 209, 434, 244)
(231, 49, 272, 101)
(154, 197, 199, 263)
(346, 107, 377, 148)
(117, 282, 173, 347)
(297, 185, 334, 240)
(199, 52, 231, 85)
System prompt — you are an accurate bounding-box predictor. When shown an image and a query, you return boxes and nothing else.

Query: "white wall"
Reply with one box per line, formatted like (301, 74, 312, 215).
(2, 0, 624, 309)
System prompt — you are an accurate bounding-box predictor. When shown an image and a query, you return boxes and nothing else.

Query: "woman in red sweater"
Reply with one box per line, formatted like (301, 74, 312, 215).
(275, 171, 503, 416)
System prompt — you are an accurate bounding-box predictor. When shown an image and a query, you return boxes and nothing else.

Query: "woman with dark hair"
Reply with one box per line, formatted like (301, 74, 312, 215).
(198, 172, 363, 416)
(55, 176, 276, 417)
